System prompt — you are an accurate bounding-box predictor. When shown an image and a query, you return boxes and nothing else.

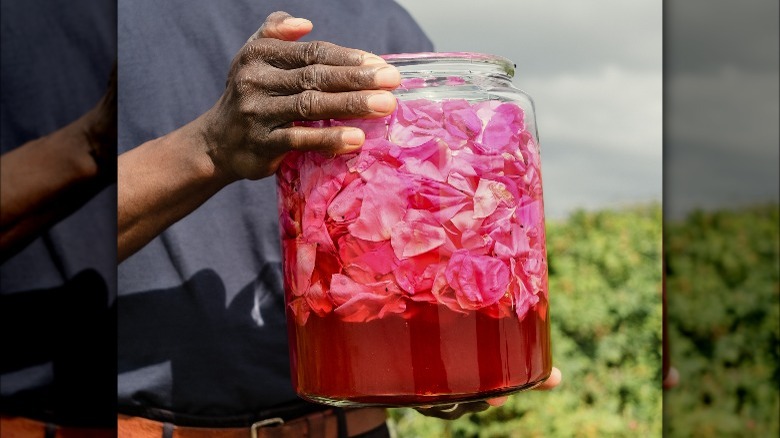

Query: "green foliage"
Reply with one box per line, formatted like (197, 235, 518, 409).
(664, 205, 780, 437)
(389, 204, 663, 437)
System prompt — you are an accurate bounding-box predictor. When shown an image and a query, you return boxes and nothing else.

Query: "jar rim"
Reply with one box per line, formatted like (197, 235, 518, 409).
(381, 52, 515, 77)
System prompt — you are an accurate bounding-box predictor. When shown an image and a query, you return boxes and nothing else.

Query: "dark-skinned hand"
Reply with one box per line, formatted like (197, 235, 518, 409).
(197, 11, 400, 182)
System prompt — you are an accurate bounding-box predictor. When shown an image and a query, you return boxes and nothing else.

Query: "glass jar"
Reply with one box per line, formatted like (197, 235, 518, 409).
(276, 52, 552, 407)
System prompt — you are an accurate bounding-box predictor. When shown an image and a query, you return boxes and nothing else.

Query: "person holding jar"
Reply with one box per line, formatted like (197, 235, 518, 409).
(117, 2, 561, 437)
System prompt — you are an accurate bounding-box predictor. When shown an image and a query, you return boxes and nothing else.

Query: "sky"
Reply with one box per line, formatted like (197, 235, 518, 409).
(388, 3, 778, 430)
(664, 0, 779, 219)
(395, 0, 663, 219)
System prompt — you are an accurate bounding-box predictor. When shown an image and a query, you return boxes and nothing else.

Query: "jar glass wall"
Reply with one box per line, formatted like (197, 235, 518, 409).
(276, 52, 552, 407)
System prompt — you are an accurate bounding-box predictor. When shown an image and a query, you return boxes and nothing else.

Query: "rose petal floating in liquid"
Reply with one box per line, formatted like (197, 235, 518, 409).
(277, 97, 548, 323)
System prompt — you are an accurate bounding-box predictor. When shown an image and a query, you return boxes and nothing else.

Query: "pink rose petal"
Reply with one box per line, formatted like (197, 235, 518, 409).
(411, 178, 471, 224)
(430, 264, 466, 313)
(473, 178, 513, 219)
(305, 281, 332, 316)
(394, 252, 443, 294)
(339, 236, 399, 283)
(330, 274, 406, 322)
(490, 223, 531, 259)
(390, 209, 446, 259)
(328, 178, 365, 223)
(445, 250, 510, 310)
(509, 258, 542, 321)
(288, 298, 311, 325)
(348, 164, 409, 241)
(293, 240, 317, 296)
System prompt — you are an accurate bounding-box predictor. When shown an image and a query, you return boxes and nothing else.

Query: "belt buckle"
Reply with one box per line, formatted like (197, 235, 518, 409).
(250, 417, 284, 438)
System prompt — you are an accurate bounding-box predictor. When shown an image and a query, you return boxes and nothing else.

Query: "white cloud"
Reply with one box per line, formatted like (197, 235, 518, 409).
(524, 65, 662, 157)
(525, 66, 663, 218)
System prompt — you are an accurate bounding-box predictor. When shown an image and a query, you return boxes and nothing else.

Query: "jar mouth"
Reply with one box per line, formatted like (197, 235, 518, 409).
(381, 52, 515, 78)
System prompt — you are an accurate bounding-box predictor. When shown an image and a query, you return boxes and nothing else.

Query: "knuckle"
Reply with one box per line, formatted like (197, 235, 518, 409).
(239, 42, 262, 64)
(295, 91, 319, 119)
(237, 97, 255, 117)
(301, 40, 327, 64)
(232, 75, 255, 98)
(298, 65, 322, 91)
(240, 39, 280, 65)
(234, 71, 255, 87)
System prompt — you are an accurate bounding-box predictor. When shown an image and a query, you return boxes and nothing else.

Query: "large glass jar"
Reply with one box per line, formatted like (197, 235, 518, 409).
(276, 52, 552, 407)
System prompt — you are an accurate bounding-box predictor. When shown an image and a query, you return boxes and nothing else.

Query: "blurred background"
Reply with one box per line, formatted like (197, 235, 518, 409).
(665, 0, 779, 220)
(663, 1, 778, 436)
(390, 1, 664, 436)
(390, 1, 778, 437)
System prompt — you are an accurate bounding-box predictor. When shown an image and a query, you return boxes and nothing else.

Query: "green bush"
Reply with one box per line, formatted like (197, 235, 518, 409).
(389, 204, 663, 437)
(664, 205, 780, 437)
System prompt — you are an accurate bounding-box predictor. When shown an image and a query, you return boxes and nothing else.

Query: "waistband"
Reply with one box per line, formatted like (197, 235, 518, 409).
(0, 416, 116, 438)
(117, 399, 339, 428)
(117, 408, 387, 438)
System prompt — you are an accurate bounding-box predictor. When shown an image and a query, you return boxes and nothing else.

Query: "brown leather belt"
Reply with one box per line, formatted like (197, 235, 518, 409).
(0, 416, 116, 438)
(117, 408, 387, 438)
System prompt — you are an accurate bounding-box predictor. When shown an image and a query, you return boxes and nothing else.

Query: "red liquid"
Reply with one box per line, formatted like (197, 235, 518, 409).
(288, 300, 551, 406)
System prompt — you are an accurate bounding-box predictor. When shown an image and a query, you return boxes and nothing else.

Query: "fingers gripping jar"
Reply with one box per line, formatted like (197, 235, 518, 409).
(276, 52, 552, 407)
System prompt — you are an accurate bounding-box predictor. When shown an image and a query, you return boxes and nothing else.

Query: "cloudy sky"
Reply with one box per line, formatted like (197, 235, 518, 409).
(664, 0, 779, 219)
(396, 0, 779, 220)
(395, 0, 663, 219)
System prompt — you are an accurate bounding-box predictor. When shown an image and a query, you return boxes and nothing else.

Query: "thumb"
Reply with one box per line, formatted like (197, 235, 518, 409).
(246, 11, 313, 43)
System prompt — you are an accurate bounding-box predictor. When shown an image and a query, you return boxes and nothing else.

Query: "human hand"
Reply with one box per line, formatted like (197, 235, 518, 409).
(197, 11, 400, 182)
(415, 367, 562, 420)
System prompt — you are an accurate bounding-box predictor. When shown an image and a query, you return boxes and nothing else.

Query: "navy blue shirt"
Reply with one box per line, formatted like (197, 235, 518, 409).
(1, 0, 116, 426)
(117, 0, 432, 421)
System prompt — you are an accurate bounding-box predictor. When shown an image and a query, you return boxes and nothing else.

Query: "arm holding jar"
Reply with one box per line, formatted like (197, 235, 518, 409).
(117, 10, 560, 423)
(118, 12, 399, 262)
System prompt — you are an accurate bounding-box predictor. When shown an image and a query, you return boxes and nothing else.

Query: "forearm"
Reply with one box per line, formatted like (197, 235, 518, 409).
(0, 113, 107, 261)
(117, 114, 234, 262)
(118, 13, 401, 263)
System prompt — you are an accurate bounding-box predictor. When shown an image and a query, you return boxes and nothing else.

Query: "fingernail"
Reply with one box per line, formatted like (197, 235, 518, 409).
(367, 93, 396, 113)
(282, 17, 310, 28)
(342, 129, 365, 146)
(375, 66, 401, 88)
(361, 54, 386, 66)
